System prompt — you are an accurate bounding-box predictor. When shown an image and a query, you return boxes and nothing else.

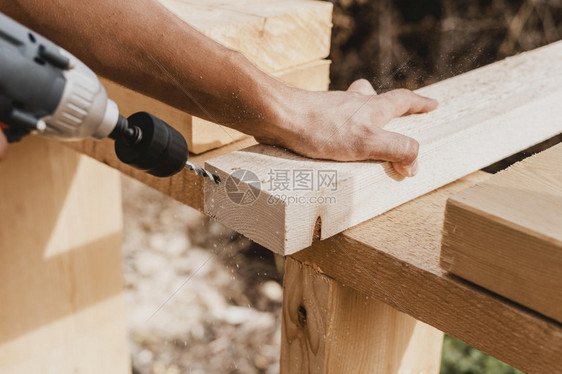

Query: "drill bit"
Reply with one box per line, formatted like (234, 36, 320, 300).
(185, 161, 221, 184)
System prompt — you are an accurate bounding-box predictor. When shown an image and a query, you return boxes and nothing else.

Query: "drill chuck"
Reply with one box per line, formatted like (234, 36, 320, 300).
(111, 112, 188, 178)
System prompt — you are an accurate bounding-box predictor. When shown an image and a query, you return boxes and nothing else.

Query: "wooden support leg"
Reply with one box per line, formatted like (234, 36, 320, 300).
(0, 138, 130, 373)
(281, 258, 443, 374)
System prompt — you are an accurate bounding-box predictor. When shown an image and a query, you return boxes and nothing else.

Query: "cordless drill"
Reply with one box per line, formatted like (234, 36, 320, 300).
(0, 12, 218, 181)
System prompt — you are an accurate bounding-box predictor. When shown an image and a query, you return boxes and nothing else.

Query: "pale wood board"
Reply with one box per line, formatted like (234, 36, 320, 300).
(0, 138, 130, 373)
(158, 0, 332, 73)
(102, 59, 330, 154)
(281, 258, 443, 374)
(292, 172, 562, 374)
(204, 41, 562, 255)
(441, 143, 562, 323)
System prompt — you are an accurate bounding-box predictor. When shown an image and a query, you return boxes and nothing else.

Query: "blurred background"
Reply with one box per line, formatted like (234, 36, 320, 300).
(126, 1, 561, 373)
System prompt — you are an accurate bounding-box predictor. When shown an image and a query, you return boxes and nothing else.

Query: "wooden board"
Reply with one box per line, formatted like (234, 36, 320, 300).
(281, 258, 443, 373)
(0, 138, 130, 373)
(103, 59, 330, 154)
(291, 172, 562, 374)
(204, 41, 562, 255)
(158, 0, 333, 73)
(441, 143, 562, 323)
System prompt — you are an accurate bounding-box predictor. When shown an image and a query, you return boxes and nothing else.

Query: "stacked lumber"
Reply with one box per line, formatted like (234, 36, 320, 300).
(103, 0, 333, 153)
(441, 143, 562, 323)
(292, 172, 562, 373)
(204, 41, 562, 255)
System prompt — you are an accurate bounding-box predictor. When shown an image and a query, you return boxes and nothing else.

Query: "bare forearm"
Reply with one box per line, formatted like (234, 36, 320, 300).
(0, 0, 294, 136)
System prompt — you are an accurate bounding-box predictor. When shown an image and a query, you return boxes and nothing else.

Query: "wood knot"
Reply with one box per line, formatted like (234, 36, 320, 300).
(297, 304, 307, 327)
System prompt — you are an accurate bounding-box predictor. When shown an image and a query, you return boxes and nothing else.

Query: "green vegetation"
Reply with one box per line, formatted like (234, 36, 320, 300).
(441, 335, 525, 374)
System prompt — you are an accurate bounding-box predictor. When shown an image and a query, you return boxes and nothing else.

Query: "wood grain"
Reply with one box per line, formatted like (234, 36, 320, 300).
(159, 0, 333, 73)
(281, 258, 443, 374)
(0, 138, 129, 373)
(292, 172, 562, 374)
(441, 143, 562, 323)
(204, 41, 562, 255)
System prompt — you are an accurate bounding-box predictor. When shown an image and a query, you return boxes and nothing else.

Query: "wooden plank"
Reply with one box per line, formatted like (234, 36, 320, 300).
(204, 41, 562, 255)
(159, 0, 333, 73)
(102, 59, 330, 154)
(441, 143, 562, 323)
(291, 172, 562, 374)
(281, 258, 443, 374)
(0, 138, 130, 373)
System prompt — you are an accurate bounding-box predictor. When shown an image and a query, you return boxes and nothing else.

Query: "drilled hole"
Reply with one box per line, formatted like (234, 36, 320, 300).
(297, 305, 307, 327)
(28, 33, 36, 43)
(312, 216, 322, 242)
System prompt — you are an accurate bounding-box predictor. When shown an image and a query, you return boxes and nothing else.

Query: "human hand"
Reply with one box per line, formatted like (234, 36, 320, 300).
(0, 131, 7, 161)
(255, 79, 437, 177)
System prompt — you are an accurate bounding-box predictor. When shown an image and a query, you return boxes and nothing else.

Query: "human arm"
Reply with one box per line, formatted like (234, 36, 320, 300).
(0, 0, 436, 176)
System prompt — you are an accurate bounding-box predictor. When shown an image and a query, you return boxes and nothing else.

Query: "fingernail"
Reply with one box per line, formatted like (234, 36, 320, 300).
(408, 160, 419, 177)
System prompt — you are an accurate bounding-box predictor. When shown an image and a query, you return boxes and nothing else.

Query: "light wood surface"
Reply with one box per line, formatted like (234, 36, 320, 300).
(441, 143, 562, 323)
(102, 59, 330, 154)
(159, 0, 332, 73)
(0, 138, 130, 373)
(281, 258, 443, 374)
(204, 41, 562, 255)
(291, 172, 562, 374)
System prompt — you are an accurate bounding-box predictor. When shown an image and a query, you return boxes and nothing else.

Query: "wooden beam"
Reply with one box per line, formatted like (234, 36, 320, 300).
(291, 172, 562, 374)
(159, 0, 333, 73)
(204, 41, 562, 255)
(102, 59, 331, 154)
(281, 258, 443, 373)
(441, 143, 562, 323)
(0, 138, 129, 373)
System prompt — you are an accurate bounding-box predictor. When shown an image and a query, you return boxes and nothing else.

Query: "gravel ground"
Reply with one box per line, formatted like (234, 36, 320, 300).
(121, 176, 284, 374)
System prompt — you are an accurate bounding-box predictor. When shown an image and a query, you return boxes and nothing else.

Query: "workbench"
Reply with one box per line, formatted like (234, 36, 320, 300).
(1, 0, 561, 372)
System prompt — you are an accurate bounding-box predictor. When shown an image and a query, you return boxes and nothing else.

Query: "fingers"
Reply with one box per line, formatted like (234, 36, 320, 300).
(347, 79, 377, 95)
(392, 160, 418, 178)
(378, 88, 438, 120)
(367, 128, 420, 177)
(0, 131, 7, 161)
